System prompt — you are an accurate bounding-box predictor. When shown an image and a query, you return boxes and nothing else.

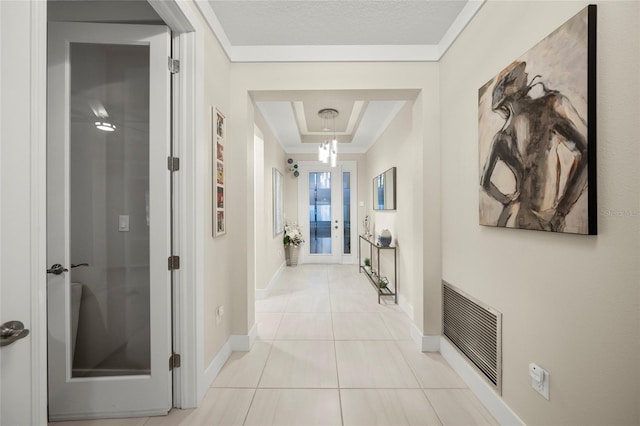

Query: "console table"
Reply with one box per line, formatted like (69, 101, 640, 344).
(358, 235, 397, 304)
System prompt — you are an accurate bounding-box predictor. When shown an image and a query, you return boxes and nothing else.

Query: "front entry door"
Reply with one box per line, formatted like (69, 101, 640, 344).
(47, 22, 171, 420)
(299, 162, 357, 264)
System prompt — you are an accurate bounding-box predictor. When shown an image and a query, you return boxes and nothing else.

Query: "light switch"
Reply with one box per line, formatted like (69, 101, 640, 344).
(119, 215, 130, 232)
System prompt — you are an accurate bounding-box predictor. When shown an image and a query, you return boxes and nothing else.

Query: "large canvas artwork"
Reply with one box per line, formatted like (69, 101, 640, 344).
(479, 6, 597, 235)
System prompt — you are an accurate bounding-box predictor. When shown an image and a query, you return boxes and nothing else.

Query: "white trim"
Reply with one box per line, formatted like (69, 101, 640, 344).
(193, 0, 232, 61)
(256, 261, 286, 300)
(148, 1, 202, 410)
(200, 341, 232, 400)
(199, 327, 256, 400)
(31, 2, 48, 424)
(398, 293, 414, 320)
(437, 0, 486, 59)
(230, 325, 257, 352)
(49, 408, 168, 422)
(441, 338, 525, 426)
(148, 0, 195, 33)
(408, 323, 441, 353)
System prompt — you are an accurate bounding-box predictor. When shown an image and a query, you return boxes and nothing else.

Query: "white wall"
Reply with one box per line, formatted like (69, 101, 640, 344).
(440, 1, 640, 424)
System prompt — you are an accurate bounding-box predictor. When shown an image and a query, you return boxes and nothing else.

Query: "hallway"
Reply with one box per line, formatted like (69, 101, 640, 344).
(50, 264, 497, 425)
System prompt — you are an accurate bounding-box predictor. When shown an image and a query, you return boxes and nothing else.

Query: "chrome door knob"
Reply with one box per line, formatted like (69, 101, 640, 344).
(47, 263, 68, 275)
(0, 321, 29, 347)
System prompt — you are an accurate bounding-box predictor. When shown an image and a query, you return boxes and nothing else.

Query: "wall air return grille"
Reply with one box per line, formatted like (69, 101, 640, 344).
(442, 281, 502, 393)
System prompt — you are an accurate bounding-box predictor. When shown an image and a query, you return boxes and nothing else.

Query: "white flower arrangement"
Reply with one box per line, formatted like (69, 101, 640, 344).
(283, 222, 305, 247)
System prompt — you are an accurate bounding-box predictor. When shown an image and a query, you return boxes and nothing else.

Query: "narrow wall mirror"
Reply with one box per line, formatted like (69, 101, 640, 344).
(373, 167, 396, 210)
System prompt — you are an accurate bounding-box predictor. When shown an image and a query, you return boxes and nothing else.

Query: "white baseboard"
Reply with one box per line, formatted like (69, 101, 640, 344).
(199, 326, 257, 401)
(255, 261, 286, 299)
(230, 324, 257, 352)
(200, 339, 232, 400)
(408, 321, 440, 352)
(398, 293, 414, 319)
(440, 338, 524, 426)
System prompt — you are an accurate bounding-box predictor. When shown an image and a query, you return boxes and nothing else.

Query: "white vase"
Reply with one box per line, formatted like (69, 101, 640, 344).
(285, 245, 299, 266)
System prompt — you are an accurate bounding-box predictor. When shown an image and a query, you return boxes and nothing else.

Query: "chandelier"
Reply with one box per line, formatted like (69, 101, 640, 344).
(317, 108, 338, 167)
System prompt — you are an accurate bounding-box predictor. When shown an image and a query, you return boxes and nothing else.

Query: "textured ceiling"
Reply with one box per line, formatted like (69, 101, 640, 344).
(209, 1, 467, 46)
(195, 0, 485, 62)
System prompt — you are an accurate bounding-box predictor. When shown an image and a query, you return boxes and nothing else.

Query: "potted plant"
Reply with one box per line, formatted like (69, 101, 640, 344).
(283, 222, 304, 266)
(364, 257, 371, 267)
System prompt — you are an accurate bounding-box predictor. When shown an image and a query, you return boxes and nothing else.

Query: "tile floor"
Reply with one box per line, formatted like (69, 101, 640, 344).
(50, 264, 498, 426)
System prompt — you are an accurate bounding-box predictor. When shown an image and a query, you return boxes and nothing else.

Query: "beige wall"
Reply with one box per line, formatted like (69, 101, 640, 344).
(190, 4, 234, 367)
(365, 100, 424, 324)
(254, 110, 287, 290)
(440, 1, 640, 424)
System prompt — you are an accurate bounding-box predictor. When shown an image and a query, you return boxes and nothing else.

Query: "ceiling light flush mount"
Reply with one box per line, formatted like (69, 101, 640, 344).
(95, 121, 116, 132)
(318, 108, 338, 167)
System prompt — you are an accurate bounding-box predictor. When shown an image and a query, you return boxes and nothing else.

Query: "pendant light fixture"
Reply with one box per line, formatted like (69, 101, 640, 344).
(317, 108, 338, 167)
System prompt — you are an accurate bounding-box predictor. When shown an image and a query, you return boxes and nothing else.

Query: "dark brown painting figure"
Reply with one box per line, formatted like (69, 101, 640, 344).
(480, 61, 587, 232)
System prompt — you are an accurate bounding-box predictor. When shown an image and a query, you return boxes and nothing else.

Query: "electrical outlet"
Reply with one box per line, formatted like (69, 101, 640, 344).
(529, 363, 549, 400)
(216, 305, 224, 325)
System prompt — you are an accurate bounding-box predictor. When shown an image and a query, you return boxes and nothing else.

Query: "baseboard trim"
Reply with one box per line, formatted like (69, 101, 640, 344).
(255, 261, 286, 299)
(200, 339, 232, 400)
(200, 327, 256, 401)
(440, 338, 524, 426)
(230, 324, 257, 352)
(398, 293, 414, 319)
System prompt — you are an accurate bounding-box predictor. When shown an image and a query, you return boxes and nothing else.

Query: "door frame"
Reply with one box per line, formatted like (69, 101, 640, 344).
(297, 160, 358, 265)
(24, 0, 204, 420)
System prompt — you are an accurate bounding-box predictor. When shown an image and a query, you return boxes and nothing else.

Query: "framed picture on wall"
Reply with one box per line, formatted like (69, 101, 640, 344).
(273, 168, 284, 236)
(478, 5, 597, 235)
(213, 107, 226, 237)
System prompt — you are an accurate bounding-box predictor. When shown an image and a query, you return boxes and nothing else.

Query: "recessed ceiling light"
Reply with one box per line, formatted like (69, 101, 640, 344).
(95, 121, 116, 132)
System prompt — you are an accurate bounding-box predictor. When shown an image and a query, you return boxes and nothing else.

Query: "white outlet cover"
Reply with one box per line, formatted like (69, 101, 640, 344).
(529, 363, 550, 400)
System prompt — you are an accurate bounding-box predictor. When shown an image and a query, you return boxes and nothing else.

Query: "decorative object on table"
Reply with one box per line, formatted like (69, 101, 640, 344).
(373, 167, 396, 210)
(287, 158, 299, 177)
(283, 222, 305, 266)
(363, 215, 371, 238)
(379, 229, 392, 247)
(364, 257, 371, 267)
(378, 276, 389, 289)
(213, 106, 226, 237)
(478, 5, 597, 235)
(273, 168, 284, 236)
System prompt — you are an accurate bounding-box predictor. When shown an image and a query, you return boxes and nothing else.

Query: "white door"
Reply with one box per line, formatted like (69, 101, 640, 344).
(298, 162, 357, 264)
(1, 2, 47, 425)
(47, 22, 172, 420)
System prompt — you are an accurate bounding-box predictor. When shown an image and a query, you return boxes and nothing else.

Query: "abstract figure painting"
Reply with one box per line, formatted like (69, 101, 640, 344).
(479, 6, 597, 235)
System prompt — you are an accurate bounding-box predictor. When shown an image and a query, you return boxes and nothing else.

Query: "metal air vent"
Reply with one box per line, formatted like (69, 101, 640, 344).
(442, 281, 502, 393)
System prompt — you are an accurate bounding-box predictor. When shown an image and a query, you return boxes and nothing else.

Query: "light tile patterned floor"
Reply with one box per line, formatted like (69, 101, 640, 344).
(50, 264, 498, 426)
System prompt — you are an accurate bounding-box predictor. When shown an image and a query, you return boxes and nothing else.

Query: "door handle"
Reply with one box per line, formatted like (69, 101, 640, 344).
(0, 321, 29, 347)
(47, 263, 68, 275)
(71, 263, 89, 268)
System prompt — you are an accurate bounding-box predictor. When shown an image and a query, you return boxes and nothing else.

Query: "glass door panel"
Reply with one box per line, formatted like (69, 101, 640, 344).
(309, 172, 332, 254)
(69, 42, 151, 378)
(343, 172, 351, 255)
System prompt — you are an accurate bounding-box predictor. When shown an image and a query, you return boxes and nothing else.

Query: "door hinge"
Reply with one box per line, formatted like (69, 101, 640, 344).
(168, 57, 180, 74)
(169, 353, 181, 370)
(168, 156, 180, 172)
(168, 255, 180, 271)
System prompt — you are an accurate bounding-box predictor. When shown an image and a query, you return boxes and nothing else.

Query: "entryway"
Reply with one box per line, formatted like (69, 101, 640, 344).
(297, 161, 357, 265)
